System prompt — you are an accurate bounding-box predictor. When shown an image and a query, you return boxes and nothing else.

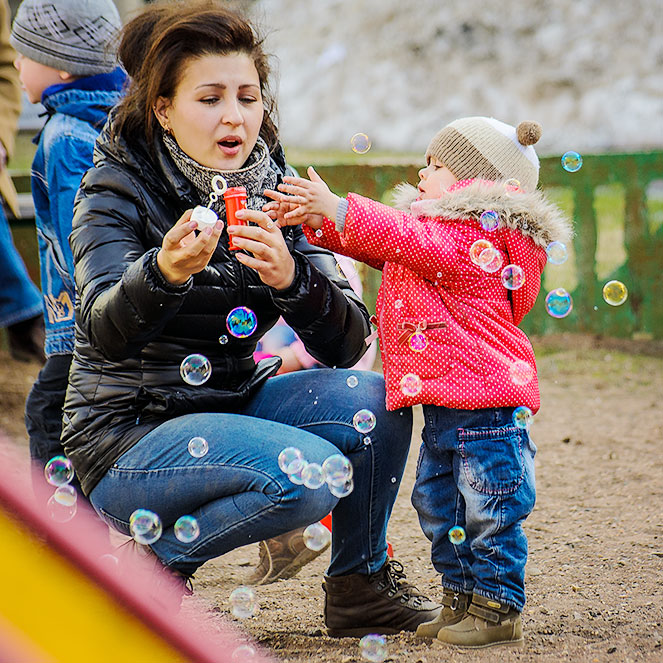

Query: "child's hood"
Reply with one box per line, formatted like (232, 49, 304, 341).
(392, 179, 573, 325)
(392, 180, 573, 247)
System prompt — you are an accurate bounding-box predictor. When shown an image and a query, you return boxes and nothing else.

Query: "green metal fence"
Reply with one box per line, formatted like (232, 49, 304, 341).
(8, 151, 663, 339)
(295, 152, 663, 340)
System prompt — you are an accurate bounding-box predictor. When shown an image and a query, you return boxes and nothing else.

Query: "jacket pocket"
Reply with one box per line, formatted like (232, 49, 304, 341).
(457, 424, 526, 496)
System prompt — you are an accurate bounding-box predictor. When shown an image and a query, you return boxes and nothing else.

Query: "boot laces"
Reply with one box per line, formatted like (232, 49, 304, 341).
(378, 560, 427, 606)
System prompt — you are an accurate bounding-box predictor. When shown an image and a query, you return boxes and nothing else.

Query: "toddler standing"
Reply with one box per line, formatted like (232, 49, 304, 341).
(266, 117, 572, 648)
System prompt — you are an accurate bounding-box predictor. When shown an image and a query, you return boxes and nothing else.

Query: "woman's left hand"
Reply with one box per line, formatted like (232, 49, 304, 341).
(229, 209, 295, 290)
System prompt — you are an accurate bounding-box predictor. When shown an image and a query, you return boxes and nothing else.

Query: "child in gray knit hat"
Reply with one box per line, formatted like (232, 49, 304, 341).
(10, 0, 125, 516)
(266, 116, 573, 649)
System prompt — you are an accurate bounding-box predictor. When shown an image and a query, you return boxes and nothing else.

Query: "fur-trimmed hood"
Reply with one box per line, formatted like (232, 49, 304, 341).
(392, 180, 573, 248)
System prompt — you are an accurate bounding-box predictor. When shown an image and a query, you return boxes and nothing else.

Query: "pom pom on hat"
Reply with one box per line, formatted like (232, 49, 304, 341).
(517, 121, 542, 146)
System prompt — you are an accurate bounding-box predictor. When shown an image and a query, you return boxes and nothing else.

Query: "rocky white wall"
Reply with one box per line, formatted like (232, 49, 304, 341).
(249, 0, 663, 156)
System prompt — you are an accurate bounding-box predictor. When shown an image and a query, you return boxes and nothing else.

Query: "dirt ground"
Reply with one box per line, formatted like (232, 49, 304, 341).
(1, 333, 662, 663)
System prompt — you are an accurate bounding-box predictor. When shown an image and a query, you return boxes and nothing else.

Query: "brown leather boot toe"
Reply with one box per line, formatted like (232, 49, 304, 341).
(324, 559, 441, 637)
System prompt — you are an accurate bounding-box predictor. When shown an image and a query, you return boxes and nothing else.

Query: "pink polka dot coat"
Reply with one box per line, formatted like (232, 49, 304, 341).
(304, 179, 573, 414)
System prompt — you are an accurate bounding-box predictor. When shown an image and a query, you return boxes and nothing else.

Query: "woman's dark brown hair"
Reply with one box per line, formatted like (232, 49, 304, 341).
(113, 0, 278, 153)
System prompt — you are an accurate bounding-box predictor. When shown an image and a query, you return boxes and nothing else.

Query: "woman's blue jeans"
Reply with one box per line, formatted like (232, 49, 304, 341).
(411, 404, 536, 612)
(89, 369, 412, 578)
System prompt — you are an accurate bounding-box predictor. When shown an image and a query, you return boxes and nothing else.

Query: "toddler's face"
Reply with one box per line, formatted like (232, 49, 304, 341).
(13, 54, 68, 104)
(417, 157, 458, 199)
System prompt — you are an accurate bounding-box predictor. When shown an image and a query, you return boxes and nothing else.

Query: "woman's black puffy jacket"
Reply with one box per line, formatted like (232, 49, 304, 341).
(62, 121, 371, 495)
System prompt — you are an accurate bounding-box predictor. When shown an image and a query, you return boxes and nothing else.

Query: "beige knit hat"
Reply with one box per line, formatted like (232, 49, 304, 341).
(425, 117, 542, 192)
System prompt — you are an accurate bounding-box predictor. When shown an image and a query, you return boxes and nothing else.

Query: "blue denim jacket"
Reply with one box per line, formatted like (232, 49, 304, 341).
(31, 68, 125, 356)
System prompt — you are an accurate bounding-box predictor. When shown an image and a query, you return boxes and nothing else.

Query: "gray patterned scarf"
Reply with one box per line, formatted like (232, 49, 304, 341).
(162, 131, 278, 220)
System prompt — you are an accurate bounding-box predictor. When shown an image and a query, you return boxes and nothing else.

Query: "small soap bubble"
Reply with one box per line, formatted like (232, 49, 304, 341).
(174, 515, 200, 543)
(302, 462, 325, 489)
(288, 466, 306, 485)
(278, 447, 305, 475)
(477, 247, 503, 273)
(448, 525, 467, 545)
(602, 280, 628, 306)
(129, 509, 163, 545)
(359, 633, 387, 663)
(226, 306, 258, 338)
(408, 332, 428, 353)
(218, 334, 229, 345)
(53, 484, 77, 507)
(545, 288, 573, 318)
(561, 150, 583, 173)
(504, 178, 521, 196)
(322, 454, 353, 487)
(394, 299, 403, 309)
(353, 409, 376, 433)
(350, 132, 371, 154)
(44, 455, 74, 486)
(303, 522, 331, 551)
(231, 645, 256, 662)
(346, 375, 359, 388)
(188, 436, 209, 458)
(470, 239, 493, 265)
(47, 495, 77, 523)
(546, 241, 568, 265)
(479, 210, 499, 231)
(329, 477, 354, 498)
(513, 405, 533, 430)
(363, 436, 371, 445)
(315, 229, 323, 238)
(509, 360, 534, 386)
(400, 372, 423, 397)
(229, 586, 258, 619)
(180, 354, 211, 386)
(501, 264, 525, 290)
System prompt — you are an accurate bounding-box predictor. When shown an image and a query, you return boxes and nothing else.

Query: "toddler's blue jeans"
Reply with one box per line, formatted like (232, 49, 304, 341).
(89, 369, 412, 578)
(411, 404, 536, 612)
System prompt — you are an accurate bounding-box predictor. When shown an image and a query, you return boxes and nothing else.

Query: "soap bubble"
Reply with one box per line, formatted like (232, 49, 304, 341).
(350, 132, 371, 154)
(188, 436, 209, 458)
(180, 354, 211, 385)
(346, 375, 359, 388)
(394, 299, 403, 308)
(329, 477, 354, 498)
(288, 466, 306, 485)
(479, 210, 499, 231)
(129, 509, 162, 545)
(545, 288, 573, 318)
(400, 372, 423, 397)
(509, 360, 534, 386)
(53, 484, 77, 507)
(218, 334, 229, 345)
(174, 515, 200, 543)
(226, 306, 258, 338)
(322, 454, 353, 487)
(353, 409, 376, 433)
(44, 455, 74, 486)
(359, 633, 387, 662)
(448, 525, 466, 545)
(470, 239, 493, 265)
(602, 280, 628, 306)
(303, 522, 331, 551)
(302, 462, 325, 489)
(231, 645, 256, 661)
(546, 241, 568, 265)
(513, 406, 533, 430)
(477, 247, 503, 273)
(504, 179, 521, 196)
(47, 494, 77, 522)
(501, 264, 525, 290)
(229, 586, 258, 619)
(278, 446, 305, 475)
(561, 151, 583, 172)
(408, 331, 428, 353)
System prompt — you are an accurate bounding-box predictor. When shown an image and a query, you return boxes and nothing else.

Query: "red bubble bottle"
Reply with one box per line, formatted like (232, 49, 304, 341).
(224, 186, 247, 250)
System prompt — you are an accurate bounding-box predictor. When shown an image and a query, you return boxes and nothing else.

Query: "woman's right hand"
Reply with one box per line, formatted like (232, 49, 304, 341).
(156, 209, 224, 285)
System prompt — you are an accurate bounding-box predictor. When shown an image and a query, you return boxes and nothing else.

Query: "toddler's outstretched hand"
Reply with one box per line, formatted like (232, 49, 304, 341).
(264, 167, 340, 230)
